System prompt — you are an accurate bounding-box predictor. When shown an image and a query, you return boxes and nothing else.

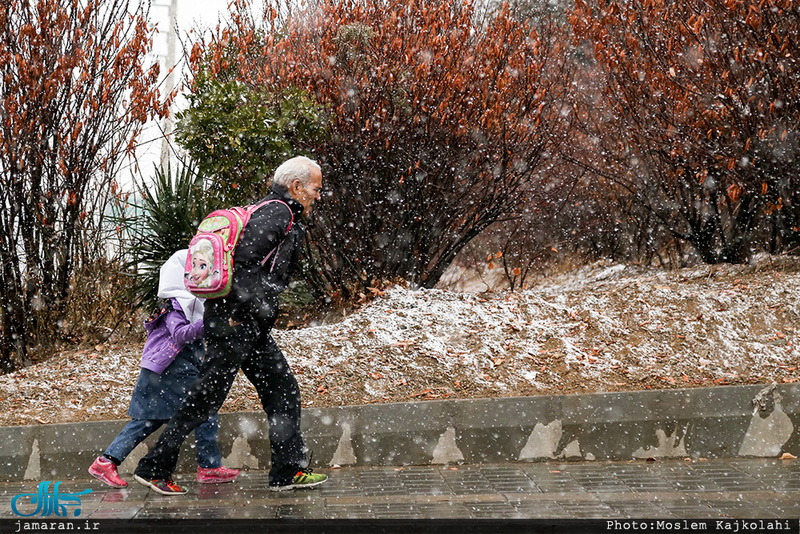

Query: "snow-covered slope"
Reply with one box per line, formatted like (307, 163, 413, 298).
(2, 257, 798, 427)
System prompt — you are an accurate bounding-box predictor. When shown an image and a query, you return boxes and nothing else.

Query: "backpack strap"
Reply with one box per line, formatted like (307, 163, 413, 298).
(249, 199, 294, 234)
(250, 199, 295, 270)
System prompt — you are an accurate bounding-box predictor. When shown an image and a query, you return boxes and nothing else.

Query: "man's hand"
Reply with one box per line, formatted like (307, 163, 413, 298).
(229, 318, 242, 327)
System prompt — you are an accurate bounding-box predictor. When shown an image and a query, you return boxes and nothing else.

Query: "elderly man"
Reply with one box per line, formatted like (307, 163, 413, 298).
(134, 156, 326, 494)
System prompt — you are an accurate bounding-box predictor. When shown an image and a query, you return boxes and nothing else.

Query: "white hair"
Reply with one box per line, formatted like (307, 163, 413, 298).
(272, 156, 320, 189)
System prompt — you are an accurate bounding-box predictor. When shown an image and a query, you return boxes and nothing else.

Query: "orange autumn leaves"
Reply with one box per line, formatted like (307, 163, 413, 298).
(570, 0, 798, 203)
(191, 0, 560, 147)
(0, 0, 174, 367)
(1, 0, 173, 171)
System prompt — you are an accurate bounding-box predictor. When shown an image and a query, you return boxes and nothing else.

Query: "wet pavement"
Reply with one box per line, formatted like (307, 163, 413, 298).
(2, 457, 799, 523)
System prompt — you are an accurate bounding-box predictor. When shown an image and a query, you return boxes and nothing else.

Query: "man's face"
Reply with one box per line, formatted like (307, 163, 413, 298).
(290, 167, 323, 215)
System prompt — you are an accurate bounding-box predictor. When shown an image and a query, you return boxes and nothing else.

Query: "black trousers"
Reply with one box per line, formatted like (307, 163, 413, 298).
(134, 316, 306, 485)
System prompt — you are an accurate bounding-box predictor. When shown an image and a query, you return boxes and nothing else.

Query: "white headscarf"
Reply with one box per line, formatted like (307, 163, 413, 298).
(157, 249, 205, 324)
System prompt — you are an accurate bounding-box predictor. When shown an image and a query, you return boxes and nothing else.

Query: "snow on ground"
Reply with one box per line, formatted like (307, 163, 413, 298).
(2, 256, 799, 427)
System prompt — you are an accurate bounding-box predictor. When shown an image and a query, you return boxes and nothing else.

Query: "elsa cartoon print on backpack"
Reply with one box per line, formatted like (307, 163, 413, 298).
(187, 238, 219, 289)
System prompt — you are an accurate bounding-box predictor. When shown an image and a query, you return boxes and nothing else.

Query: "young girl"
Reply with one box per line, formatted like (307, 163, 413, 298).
(89, 249, 239, 491)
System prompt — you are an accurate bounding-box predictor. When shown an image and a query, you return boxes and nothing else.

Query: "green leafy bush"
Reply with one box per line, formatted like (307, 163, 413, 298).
(176, 73, 328, 207)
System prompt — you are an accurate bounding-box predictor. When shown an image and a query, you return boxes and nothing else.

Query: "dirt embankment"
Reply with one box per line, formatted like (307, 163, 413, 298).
(2, 256, 798, 427)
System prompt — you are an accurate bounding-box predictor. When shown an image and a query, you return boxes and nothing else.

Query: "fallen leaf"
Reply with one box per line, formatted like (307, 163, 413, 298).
(391, 340, 416, 351)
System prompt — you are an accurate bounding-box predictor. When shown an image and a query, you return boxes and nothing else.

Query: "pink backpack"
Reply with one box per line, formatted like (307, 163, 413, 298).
(183, 199, 293, 299)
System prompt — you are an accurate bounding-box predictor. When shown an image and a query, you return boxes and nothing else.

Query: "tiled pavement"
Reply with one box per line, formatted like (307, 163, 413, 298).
(2, 458, 799, 520)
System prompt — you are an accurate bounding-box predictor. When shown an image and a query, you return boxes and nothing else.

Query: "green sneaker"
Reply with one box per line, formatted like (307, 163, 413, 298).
(270, 469, 328, 491)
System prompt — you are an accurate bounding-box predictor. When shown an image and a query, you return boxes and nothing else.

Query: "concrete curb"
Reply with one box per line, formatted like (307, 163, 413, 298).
(2, 383, 798, 481)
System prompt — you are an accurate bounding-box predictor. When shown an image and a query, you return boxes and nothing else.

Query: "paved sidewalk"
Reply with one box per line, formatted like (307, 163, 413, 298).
(3, 458, 799, 521)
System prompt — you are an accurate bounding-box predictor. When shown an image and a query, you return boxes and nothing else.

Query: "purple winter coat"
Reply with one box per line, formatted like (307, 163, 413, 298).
(140, 298, 204, 374)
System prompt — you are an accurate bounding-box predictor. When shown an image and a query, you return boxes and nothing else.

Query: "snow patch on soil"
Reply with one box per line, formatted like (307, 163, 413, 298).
(1, 256, 798, 427)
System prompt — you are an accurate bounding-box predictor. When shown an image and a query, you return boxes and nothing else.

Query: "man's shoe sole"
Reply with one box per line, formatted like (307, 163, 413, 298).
(133, 474, 187, 495)
(269, 478, 327, 492)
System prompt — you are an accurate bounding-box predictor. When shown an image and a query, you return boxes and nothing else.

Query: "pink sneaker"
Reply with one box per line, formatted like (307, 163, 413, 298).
(197, 466, 240, 484)
(88, 456, 127, 488)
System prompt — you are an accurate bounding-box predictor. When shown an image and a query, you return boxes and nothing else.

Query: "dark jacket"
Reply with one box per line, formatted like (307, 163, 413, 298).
(129, 341, 206, 420)
(205, 185, 305, 326)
